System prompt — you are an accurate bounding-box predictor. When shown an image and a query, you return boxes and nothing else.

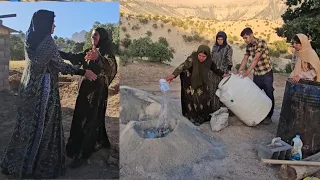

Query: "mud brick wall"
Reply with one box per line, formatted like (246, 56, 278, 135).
(0, 33, 10, 91)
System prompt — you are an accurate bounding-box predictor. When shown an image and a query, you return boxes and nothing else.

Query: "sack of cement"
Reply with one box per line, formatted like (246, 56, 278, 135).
(210, 107, 229, 132)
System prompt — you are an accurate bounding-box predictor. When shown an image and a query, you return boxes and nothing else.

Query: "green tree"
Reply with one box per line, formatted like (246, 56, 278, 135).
(128, 37, 152, 59)
(276, 0, 320, 55)
(158, 37, 169, 47)
(10, 35, 25, 60)
(146, 42, 173, 62)
(121, 38, 132, 48)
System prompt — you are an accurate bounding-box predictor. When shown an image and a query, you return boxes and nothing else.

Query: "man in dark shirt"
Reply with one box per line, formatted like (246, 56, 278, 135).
(237, 27, 274, 125)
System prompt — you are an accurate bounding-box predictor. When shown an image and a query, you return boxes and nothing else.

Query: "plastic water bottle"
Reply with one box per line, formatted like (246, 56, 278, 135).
(159, 79, 170, 92)
(291, 134, 303, 160)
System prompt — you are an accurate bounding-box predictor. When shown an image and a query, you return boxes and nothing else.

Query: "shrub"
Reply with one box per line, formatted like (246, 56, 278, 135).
(273, 40, 288, 54)
(121, 26, 127, 32)
(240, 44, 247, 50)
(284, 62, 292, 73)
(269, 48, 281, 57)
(146, 31, 152, 37)
(131, 25, 140, 30)
(139, 18, 148, 24)
(121, 38, 132, 48)
(152, 24, 158, 28)
(158, 37, 169, 47)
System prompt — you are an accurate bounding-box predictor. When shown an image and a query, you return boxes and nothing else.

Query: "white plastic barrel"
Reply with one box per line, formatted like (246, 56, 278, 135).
(215, 73, 272, 126)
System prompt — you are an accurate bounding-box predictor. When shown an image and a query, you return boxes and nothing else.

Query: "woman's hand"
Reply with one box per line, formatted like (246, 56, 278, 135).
(291, 75, 301, 83)
(165, 74, 175, 83)
(85, 45, 99, 61)
(84, 69, 97, 81)
(223, 73, 230, 77)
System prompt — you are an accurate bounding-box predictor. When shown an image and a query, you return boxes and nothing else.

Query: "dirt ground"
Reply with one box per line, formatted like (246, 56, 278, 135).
(0, 65, 120, 179)
(119, 60, 307, 179)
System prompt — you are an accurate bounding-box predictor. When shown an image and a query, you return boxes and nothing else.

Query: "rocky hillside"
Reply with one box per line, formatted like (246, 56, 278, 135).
(120, 0, 287, 23)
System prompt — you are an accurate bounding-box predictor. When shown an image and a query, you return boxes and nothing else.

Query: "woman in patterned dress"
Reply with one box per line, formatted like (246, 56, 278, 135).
(166, 45, 228, 126)
(210, 31, 233, 113)
(0, 10, 96, 179)
(58, 27, 118, 168)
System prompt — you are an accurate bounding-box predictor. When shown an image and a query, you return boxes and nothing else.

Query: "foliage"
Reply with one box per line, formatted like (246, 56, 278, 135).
(9, 35, 25, 60)
(272, 40, 288, 54)
(146, 42, 173, 62)
(146, 31, 152, 37)
(121, 38, 132, 48)
(269, 48, 281, 58)
(276, 0, 320, 55)
(9, 22, 119, 61)
(285, 62, 292, 73)
(125, 36, 173, 63)
(158, 37, 169, 47)
(128, 37, 152, 59)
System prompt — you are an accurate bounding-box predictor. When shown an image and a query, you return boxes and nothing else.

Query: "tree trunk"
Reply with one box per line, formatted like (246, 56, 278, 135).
(280, 152, 320, 180)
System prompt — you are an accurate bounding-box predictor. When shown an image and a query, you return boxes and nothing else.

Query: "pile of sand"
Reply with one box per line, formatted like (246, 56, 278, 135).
(119, 86, 226, 179)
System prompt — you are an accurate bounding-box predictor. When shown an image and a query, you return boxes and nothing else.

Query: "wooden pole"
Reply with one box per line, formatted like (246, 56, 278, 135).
(261, 159, 320, 166)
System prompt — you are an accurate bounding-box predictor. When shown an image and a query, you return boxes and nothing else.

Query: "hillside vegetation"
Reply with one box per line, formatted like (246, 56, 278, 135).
(119, 13, 293, 73)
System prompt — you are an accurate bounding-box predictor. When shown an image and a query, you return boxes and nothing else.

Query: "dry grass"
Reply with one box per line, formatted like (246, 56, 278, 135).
(9, 60, 25, 70)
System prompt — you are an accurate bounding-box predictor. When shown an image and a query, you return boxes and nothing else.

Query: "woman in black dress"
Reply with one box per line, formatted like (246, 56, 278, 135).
(59, 27, 118, 167)
(166, 45, 228, 125)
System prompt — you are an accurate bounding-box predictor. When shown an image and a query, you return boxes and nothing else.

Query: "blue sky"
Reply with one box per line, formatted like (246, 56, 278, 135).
(0, 2, 120, 38)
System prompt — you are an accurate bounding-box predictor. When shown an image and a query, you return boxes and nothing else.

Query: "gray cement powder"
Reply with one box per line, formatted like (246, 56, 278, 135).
(120, 86, 227, 179)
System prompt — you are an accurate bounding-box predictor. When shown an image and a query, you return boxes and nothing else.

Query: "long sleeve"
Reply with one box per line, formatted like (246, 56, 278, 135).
(97, 53, 118, 86)
(299, 69, 316, 80)
(210, 61, 224, 77)
(59, 50, 86, 66)
(172, 56, 193, 77)
(227, 46, 233, 71)
(52, 50, 85, 76)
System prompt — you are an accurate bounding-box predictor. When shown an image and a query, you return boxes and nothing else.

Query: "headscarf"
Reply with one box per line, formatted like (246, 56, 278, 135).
(26, 10, 55, 50)
(92, 27, 115, 56)
(191, 45, 212, 89)
(215, 31, 227, 52)
(290, 33, 320, 82)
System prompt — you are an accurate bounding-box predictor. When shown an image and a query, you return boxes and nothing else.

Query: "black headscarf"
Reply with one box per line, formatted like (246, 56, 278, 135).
(215, 31, 227, 52)
(26, 10, 55, 50)
(93, 27, 115, 56)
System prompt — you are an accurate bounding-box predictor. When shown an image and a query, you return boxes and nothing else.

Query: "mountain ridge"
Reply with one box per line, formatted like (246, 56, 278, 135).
(120, 0, 287, 23)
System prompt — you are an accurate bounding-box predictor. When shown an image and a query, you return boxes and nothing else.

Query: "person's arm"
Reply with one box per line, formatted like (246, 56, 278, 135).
(238, 46, 250, 72)
(227, 46, 233, 71)
(172, 56, 193, 78)
(299, 69, 316, 80)
(59, 50, 86, 66)
(210, 61, 225, 77)
(245, 40, 267, 74)
(52, 50, 86, 76)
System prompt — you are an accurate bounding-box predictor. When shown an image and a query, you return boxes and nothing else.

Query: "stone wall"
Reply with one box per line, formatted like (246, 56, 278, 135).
(0, 33, 10, 91)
